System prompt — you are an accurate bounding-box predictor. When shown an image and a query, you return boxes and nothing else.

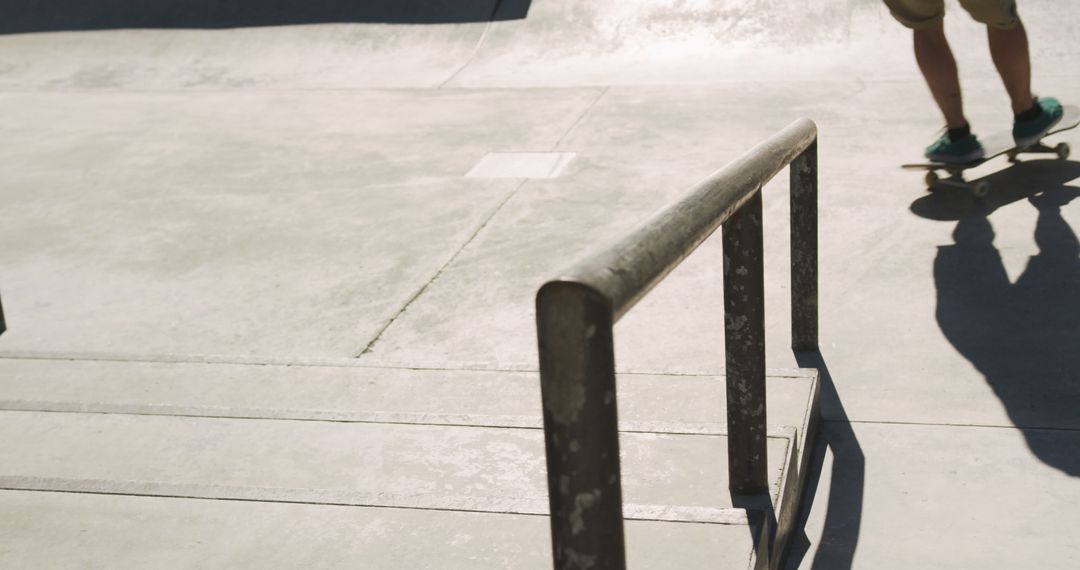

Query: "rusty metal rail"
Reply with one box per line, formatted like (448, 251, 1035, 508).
(535, 118, 818, 569)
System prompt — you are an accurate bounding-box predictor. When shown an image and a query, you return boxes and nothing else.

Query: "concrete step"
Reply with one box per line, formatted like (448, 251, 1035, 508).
(0, 410, 790, 512)
(0, 357, 818, 569)
(0, 356, 816, 431)
(0, 490, 756, 569)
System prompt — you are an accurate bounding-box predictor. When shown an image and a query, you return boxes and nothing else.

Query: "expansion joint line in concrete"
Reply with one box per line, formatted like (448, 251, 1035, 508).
(354, 178, 531, 357)
(0, 404, 548, 431)
(0, 476, 754, 525)
(0, 403, 801, 439)
(355, 87, 612, 357)
(553, 86, 609, 150)
(0, 350, 815, 379)
(0, 350, 543, 372)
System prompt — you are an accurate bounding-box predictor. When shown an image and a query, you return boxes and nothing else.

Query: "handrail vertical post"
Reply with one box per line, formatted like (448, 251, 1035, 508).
(536, 282, 626, 570)
(722, 191, 769, 494)
(790, 140, 819, 351)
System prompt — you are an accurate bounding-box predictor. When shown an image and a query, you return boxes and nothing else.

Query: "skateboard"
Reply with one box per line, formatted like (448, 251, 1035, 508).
(902, 104, 1080, 197)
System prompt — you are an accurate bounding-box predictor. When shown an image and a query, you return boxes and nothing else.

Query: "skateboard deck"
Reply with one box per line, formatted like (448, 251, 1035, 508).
(902, 104, 1080, 196)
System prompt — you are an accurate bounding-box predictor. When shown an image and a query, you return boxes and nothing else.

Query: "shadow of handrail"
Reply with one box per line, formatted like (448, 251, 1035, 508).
(783, 351, 865, 570)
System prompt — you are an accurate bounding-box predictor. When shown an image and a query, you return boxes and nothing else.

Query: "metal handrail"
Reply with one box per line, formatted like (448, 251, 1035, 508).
(535, 118, 818, 569)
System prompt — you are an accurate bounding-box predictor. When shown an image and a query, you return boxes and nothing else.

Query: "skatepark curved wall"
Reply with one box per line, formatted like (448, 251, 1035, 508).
(0, 0, 1075, 89)
(0, 0, 533, 33)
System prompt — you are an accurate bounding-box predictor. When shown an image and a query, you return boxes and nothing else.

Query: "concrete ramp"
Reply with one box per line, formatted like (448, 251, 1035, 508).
(3, 0, 1077, 90)
(0, 23, 487, 89)
(449, 0, 1080, 86)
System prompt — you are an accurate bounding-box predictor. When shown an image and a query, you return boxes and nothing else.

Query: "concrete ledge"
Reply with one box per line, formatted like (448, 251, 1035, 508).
(771, 367, 821, 570)
(0, 410, 789, 516)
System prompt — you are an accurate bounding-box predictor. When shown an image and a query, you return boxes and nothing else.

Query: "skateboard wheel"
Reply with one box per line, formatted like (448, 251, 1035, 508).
(1056, 143, 1070, 160)
(972, 181, 990, 198)
(925, 171, 939, 187)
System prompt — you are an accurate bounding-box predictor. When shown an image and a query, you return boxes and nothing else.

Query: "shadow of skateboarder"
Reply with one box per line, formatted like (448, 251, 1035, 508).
(933, 186, 1080, 476)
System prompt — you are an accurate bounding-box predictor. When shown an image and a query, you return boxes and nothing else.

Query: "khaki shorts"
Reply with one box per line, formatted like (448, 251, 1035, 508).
(884, 0, 1020, 29)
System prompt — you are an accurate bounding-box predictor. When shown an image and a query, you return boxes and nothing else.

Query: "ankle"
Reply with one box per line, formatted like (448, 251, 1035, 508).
(1015, 98, 1042, 121)
(947, 124, 972, 142)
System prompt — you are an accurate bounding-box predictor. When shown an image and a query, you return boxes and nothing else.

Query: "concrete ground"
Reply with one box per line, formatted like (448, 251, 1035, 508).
(2, 0, 1079, 567)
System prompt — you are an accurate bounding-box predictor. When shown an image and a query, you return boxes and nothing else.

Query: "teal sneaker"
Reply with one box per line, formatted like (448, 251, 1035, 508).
(1013, 96, 1064, 147)
(925, 131, 985, 164)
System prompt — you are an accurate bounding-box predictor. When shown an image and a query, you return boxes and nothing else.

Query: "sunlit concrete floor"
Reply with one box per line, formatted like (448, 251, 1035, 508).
(2, 1, 1080, 567)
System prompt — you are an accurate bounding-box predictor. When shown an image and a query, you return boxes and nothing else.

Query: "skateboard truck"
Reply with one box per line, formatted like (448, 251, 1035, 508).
(922, 170, 991, 197)
(1006, 141, 1070, 162)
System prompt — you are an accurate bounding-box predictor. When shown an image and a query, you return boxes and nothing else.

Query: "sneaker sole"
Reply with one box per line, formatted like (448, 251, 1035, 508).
(926, 149, 985, 164)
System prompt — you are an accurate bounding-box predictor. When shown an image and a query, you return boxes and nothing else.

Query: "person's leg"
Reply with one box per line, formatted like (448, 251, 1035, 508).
(986, 22, 1035, 115)
(885, 0, 983, 161)
(913, 20, 968, 129)
(960, 0, 1062, 144)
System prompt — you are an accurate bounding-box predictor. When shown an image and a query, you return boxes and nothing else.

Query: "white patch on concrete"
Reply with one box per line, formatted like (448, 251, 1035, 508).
(465, 152, 576, 179)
